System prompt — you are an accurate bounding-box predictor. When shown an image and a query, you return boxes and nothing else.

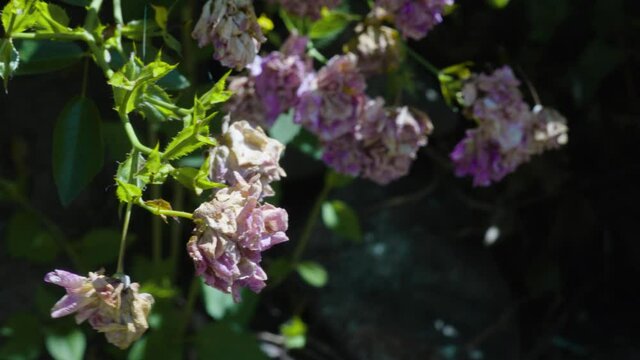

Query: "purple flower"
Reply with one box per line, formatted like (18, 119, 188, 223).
(321, 97, 433, 185)
(192, 0, 266, 70)
(210, 120, 286, 198)
(451, 67, 569, 186)
(225, 76, 267, 127)
(188, 174, 289, 301)
(347, 24, 403, 75)
(270, 0, 341, 20)
(45, 270, 154, 349)
(295, 54, 366, 140)
(376, 0, 453, 40)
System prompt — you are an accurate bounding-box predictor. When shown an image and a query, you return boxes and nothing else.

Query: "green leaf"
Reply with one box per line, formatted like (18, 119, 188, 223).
(77, 228, 129, 269)
(308, 8, 358, 39)
(171, 165, 224, 195)
(6, 211, 59, 263)
(321, 200, 362, 242)
(196, 323, 268, 360)
(116, 151, 146, 188)
(199, 70, 233, 107)
(296, 261, 328, 288)
(15, 40, 83, 75)
(52, 96, 104, 206)
(280, 317, 307, 349)
(45, 329, 85, 360)
(269, 109, 300, 145)
(201, 281, 236, 320)
(325, 170, 353, 188)
(136, 146, 174, 184)
(2, 0, 38, 34)
(151, 5, 168, 30)
(0, 39, 20, 91)
(58, 0, 90, 6)
(116, 179, 142, 203)
(34, 2, 71, 33)
(0, 313, 42, 360)
(162, 120, 215, 161)
(157, 69, 190, 91)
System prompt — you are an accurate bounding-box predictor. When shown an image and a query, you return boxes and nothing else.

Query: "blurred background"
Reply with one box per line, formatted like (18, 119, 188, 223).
(1, 0, 640, 359)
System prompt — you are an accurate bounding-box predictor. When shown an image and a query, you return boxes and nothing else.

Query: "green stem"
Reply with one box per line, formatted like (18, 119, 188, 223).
(144, 95, 191, 117)
(405, 45, 441, 77)
(137, 198, 193, 219)
(113, 0, 124, 26)
(84, 0, 104, 32)
(148, 125, 162, 265)
(116, 202, 133, 274)
(179, 277, 200, 337)
(122, 120, 154, 154)
(291, 177, 332, 264)
(170, 183, 185, 281)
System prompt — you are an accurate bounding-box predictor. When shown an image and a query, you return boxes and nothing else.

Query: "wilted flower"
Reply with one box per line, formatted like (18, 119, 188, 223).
(252, 36, 312, 125)
(210, 120, 286, 198)
(45, 270, 154, 349)
(451, 66, 569, 186)
(322, 98, 433, 184)
(376, 0, 453, 40)
(192, 0, 266, 70)
(225, 76, 266, 126)
(187, 174, 289, 301)
(295, 54, 366, 140)
(270, 0, 341, 20)
(346, 24, 403, 75)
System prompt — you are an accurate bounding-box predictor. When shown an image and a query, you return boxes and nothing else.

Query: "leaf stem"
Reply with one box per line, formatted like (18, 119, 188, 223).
(85, 0, 105, 32)
(291, 176, 333, 264)
(137, 198, 194, 219)
(178, 277, 200, 337)
(405, 45, 441, 77)
(113, 0, 124, 26)
(144, 95, 191, 117)
(122, 120, 154, 154)
(116, 202, 133, 274)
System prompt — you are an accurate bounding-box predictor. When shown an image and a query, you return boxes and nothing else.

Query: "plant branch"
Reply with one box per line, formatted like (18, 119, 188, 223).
(405, 45, 441, 77)
(136, 198, 194, 219)
(144, 95, 191, 117)
(291, 177, 332, 264)
(116, 202, 133, 274)
(113, 0, 124, 26)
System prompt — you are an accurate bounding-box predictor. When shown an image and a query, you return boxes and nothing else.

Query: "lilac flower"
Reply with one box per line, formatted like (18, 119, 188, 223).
(451, 67, 569, 186)
(347, 24, 403, 75)
(252, 36, 312, 125)
(45, 270, 154, 349)
(187, 174, 289, 301)
(225, 76, 267, 127)
(270, 0, 341, 20)
(376, 0, 453, 40)
(322, 98, 433, 185)
(210, 120, 286, 198)
(295, 54, 366, 140)
(192, 0, 266, 70)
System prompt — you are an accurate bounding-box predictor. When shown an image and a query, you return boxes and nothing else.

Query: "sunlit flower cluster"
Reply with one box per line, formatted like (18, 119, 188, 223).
(45, 270, 154, 349)
(269, 0, 342, 20)
(192, 0, 266, 70)
(451, 66, 568, 186)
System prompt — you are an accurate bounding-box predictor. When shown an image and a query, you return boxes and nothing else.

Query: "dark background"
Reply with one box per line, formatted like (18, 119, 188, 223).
(1, 0, 640, 359)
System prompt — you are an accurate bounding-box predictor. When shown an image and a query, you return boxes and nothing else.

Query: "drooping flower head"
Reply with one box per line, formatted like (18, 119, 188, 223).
(225, 76, 266, 126)
(192, 0, 266, 70)
(210, 120, 286, 198)
(322, 97, 433, 184)
(45, 270, 154, 349)
(295, 54, 366, 140)
(270, 0, 342, 20)
(451, 66, 569, 186)
(187, 174, 289, 301)
(376, 0, 454, 40)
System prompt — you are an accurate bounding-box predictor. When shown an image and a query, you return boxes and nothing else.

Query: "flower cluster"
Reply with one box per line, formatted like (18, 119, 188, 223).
(323, 98, 433, 184)
(269, 0, 341, 20)
(45, 270, 154, 349)
(295, 54, 367, 140)
(225, 35, 312, 128)
(210, 120, 286, 197)
(346, 24, 403, 75)
(450, 66, 568, 186)
(189, 120, 289, 301)
(187, 174, 288, 302)
(192, 0, 266, 70)
(376, 0, 453, 40)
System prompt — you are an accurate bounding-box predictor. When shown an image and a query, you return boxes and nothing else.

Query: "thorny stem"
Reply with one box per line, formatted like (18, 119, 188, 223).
(291, 177, 333, 264)
(144, 95, 191, 117)
(137, 198, 194, 219)
(116, 202, 133, 274)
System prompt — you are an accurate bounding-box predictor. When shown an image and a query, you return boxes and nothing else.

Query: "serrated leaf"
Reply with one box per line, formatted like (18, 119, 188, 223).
(116, 179, 142, 203)
(321, 200, 362, 242)
(296, 261, 328, 287)
(0, 39, 20, 91)
(116, 151, 146, 188)
(14, 40, 82, 75)
(136, 146, 174, 184)
(200, 70, 233, 107)
(34, 2, 71, 33)
(52, 96, 104, 206)
(2, 0, 38, 34)
(45, 329, 85, 360)
(162, 120, 214, 161)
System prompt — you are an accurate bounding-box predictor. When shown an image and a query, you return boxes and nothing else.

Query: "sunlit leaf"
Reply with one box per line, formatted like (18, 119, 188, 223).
(296, 261, 328, 287)
(269, 109, 300, 145)
(116, 179, 142, 203)
(280, 316, 307, 349)
(14, 40, 82, 75)
(45, 329, 85, 360)
(0, 39, 20, 91)
(321, 200, 362, 242)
